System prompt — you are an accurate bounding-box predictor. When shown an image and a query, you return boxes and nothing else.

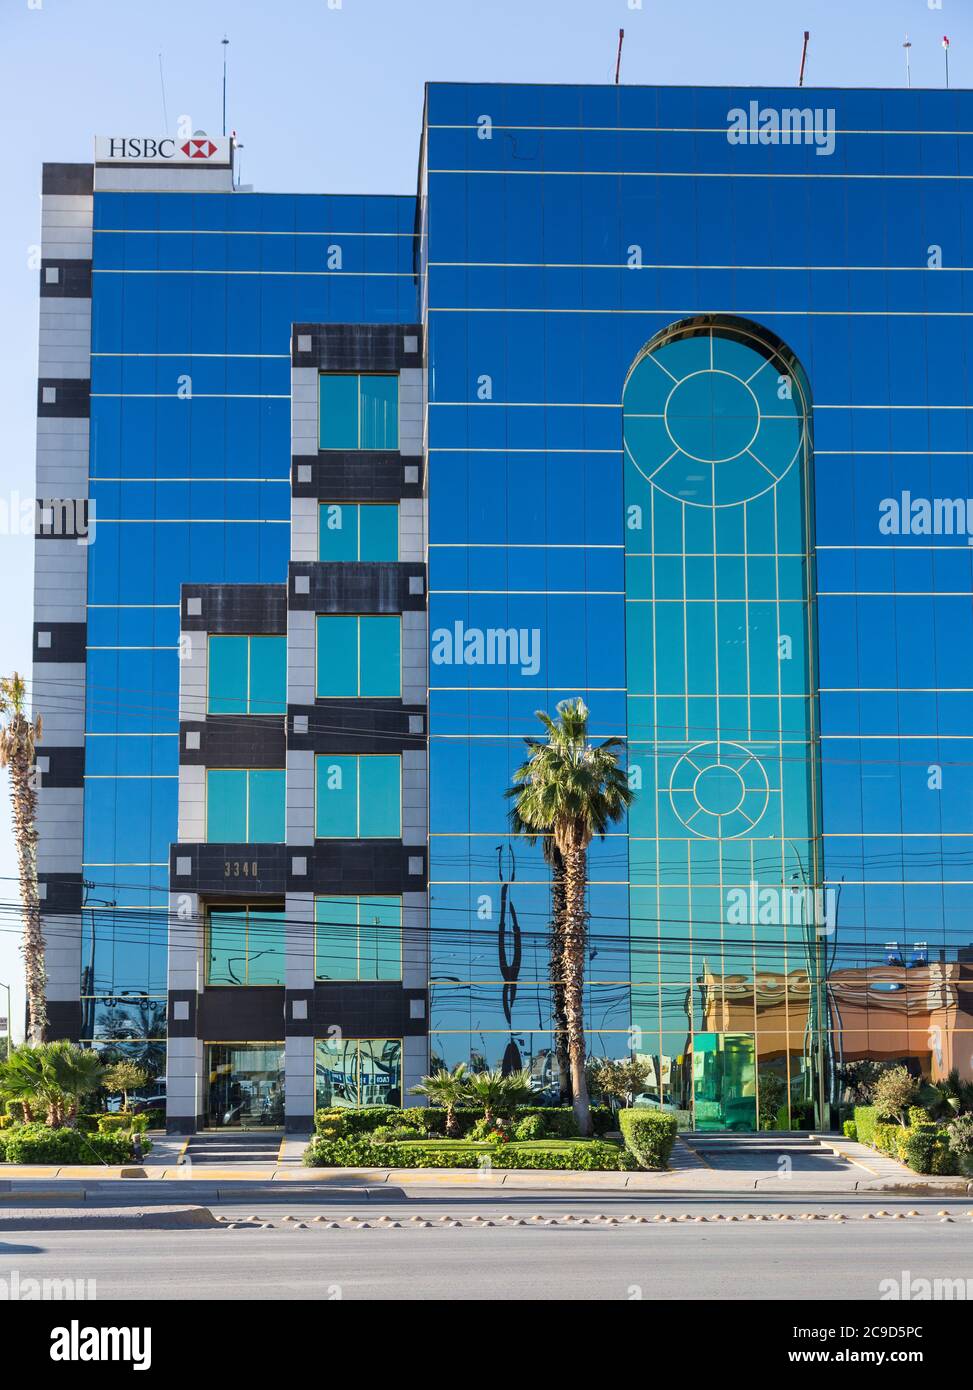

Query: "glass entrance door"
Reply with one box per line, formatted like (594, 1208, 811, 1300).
(692, 1033, 757, 1131)
(206, 1043, 285, 1129)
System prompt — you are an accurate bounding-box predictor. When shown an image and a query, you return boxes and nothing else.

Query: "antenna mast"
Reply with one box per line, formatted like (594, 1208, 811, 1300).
(222, 36, 229, 136)
(615, 28, 625, 86)
(799, 31, 810, 87)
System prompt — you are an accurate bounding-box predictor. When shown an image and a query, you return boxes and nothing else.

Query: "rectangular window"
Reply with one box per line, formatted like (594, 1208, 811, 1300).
(206, 768, 285, 842)
(315, 1037, 402, 1109)
(208, 636, 286, 715)
(315, 895, 402, 981)
(314, 754, 401, 838)
(319, 373, 398, 450)
(207, 906, 286, 986)
(318, 503, 398, 562)
(316, 615, 401, 698)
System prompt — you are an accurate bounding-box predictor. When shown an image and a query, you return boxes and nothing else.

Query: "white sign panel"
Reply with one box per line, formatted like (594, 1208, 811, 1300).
(95, 136, 232, 166)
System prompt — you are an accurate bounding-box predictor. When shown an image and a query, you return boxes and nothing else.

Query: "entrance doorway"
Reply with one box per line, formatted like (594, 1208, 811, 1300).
(692, 1032, 756, 1131)
(206, 1043, 285, 1129)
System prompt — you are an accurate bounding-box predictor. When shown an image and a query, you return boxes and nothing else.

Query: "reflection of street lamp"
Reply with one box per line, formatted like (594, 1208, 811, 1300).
(787, 839, 827, 1129)
(0, 979, 11, 1058)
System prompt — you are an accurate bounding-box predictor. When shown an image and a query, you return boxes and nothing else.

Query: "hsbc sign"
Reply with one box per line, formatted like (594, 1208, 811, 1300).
(95, 135, 232, 166)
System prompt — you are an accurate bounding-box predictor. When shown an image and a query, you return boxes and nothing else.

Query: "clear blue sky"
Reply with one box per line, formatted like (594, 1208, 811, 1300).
(0, 0, 967, 1035)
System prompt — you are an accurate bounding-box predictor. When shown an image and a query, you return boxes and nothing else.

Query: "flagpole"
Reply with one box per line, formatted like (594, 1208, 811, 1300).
(903, 36, 912, 89)
(943, 35, 950, 90)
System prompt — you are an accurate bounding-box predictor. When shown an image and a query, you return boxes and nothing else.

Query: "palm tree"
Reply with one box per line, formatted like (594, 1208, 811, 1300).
(0, 1042, 104, 1127)
(464, 1067, 534, 1126)
(0, 1043, 45, 1122)
(408, 1063, 468, 1137)
(508, 699, 633, 1136)
(48, 1044, 106, 1126)
(510, 806, 571, 1103)
(0, 674, 45, 1042)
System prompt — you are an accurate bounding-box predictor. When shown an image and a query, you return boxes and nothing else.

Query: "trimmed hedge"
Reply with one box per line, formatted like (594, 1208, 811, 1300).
(96, 1113, 153, 1135)
(303, 1135, 632, 1171)
(0, 1124, 150, 1165)
(853, 1105, 961, 1176)
(618, 1108, 678, 1170)
(313, 1103, 614, 1140)
(853, 1105, 877, 1147)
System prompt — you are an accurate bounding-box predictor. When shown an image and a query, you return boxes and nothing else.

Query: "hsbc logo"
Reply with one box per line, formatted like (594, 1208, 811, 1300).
(94, 135, 231, 166)
(181, 138, 218, 159)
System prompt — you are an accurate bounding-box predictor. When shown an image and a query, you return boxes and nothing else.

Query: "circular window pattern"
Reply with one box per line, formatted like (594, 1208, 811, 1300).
(668, 741, 770, 839)
(623, 327, 807, 507)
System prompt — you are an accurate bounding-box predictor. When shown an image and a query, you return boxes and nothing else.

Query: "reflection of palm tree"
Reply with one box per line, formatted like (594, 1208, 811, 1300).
(495, 843, 524, 1075)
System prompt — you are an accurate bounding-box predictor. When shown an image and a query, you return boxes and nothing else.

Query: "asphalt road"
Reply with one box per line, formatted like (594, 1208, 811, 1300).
(2, 1192, 971, 1300)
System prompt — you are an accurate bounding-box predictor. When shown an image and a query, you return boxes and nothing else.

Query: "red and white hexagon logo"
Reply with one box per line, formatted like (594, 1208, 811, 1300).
(181, 138, 218, 160)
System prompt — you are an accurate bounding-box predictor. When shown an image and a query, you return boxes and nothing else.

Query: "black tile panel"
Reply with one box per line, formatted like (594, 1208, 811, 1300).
(38, 378, 90, 418)
(42, 163, 94, 196)
(40, 260, 92, 298)
(33, 621, 86, 664)
(289, 701, 425, 754)
(289, 561, 425, 613)
(46, 1001, 82, 1041)
(181, 584, 287, 634)
(170, 842, 426, 897)
(310, 983, 427, 1039)
(197, 986, 286, 1041)
(291, 454, 424, 501)
(181, 717, 286, 768)
(37, 745, 84, 789)
(292, 323, 422, 371)
(167, 990, 197, 1040)
(39, 873, 84, 915)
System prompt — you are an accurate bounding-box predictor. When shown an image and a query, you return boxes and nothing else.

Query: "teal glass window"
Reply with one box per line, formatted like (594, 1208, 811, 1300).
(318, 503, 398, 561)
(315, 1037, 402, 1109)
(206, 768, 285, 842)
(315, 895, 402, 980)
(314, 754, 401, 838)
(318, 374, 398, 450)
(208, 636, 286, 715)
(207, 906, 286, 986)
(316, 615, 400, 698)
(318, 374, 359, 449)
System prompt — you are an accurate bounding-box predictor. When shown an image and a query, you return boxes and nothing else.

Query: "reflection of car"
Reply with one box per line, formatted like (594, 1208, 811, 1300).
(107, 1089, 166, 1114)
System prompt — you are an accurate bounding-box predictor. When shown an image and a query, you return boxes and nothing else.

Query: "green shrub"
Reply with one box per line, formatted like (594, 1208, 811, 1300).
(303, 1136, 631, 1171)
(908, 1106, 930, 1128)
(513, 1114, 546, 1141)
(311, 1102, 612, 1140)
(931, 1143, 960, 1177)
(946, 1113, 973, 1158)
(618, 1108, 678, 1170)
(96, 1113, 150, 1135)
(853, 1105, 877, 1146)
(842, 1119, 858, 1141)
(900, 1123, 938, 1174)
(2, 1124, 150, 1165)
(873, 1122, 900, 1157)
(314, 1106, 401, 1136)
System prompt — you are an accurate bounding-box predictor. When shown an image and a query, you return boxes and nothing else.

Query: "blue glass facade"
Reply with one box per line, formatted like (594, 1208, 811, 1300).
(421, 84, 973, 1123)
(80, 191, 416, 1046)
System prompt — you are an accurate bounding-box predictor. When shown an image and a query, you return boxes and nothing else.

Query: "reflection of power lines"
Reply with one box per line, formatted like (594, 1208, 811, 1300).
(496, 842, 523, 1073)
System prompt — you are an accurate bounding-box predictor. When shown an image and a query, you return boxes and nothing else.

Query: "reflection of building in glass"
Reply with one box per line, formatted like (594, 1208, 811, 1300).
(31, 85, 973, 1130)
